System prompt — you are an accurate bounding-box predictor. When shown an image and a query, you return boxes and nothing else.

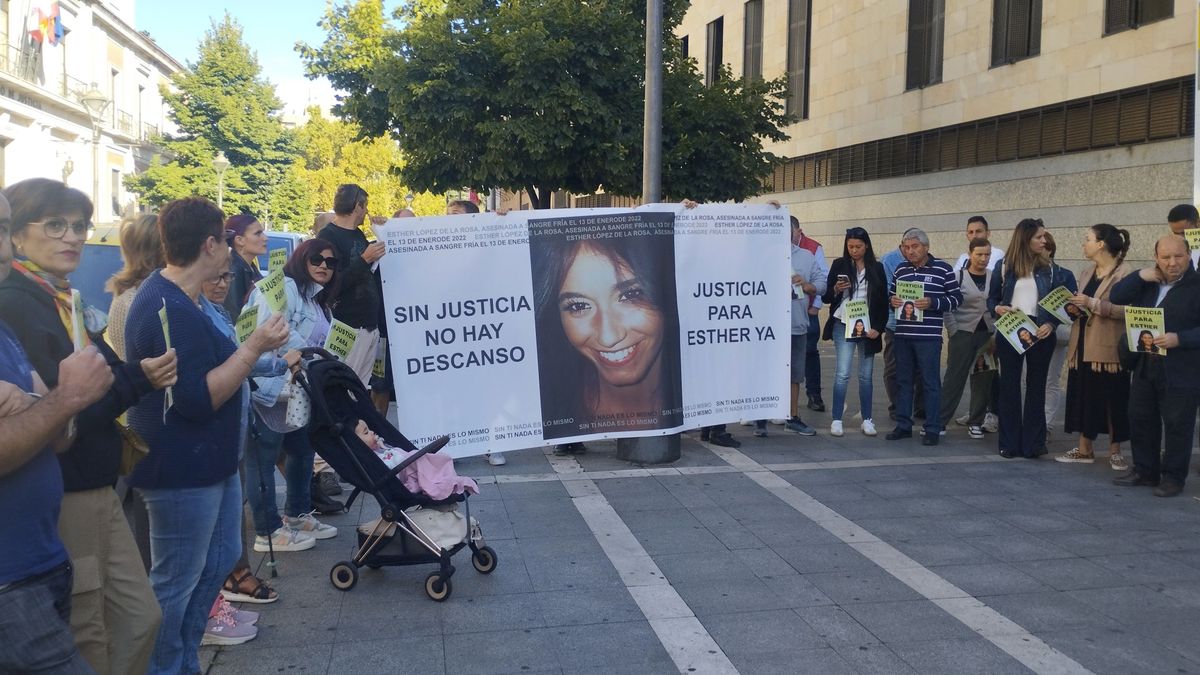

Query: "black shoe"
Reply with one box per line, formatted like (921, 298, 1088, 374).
(1154, 482, 1184, 498)
(921, 433, 939, 446)
(999, 449, 1017, 459)
(1112, 470, 1159, 487)
(553, 442, 587, 456)
(318, 470, 343, 496)
(807, 394, 825, 412)
(710, 433, 741, 448)
(311, 481, 345, 515)
(885, 429, 912, 441)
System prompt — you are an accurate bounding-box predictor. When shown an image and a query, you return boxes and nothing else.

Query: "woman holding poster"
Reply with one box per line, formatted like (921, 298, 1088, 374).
(244, 239, 342, 555)
(988, 218, 1077, 459)
(531, 225, 683, 440)
(1057, 224, 1132, 470)
(821, 227, 887, 437)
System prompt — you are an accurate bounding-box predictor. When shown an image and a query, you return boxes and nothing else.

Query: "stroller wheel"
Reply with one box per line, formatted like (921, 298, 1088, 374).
(471, 546, 498, 574)
(425, 572, 452, 602)
(330, 561, 358, 591)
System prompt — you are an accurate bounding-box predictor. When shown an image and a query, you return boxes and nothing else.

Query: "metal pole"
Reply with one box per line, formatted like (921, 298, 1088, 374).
(217, 176, 225, 210)
(617, 0, 680, 465)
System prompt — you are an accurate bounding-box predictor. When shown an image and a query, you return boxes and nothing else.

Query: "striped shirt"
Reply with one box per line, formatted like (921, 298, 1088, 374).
(890, 255, 962, 340)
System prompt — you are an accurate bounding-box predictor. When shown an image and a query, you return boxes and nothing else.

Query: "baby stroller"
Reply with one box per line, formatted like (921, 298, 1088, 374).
(298, 347, 497, 601)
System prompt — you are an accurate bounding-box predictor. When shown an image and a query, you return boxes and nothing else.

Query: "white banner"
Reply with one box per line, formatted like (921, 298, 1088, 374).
(377, 204, 791, 457)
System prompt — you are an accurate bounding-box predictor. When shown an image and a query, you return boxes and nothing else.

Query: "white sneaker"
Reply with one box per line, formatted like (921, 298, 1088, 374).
(254, 526, 315, 552)
(830, 421, 844, 437)
(285, 512, 337, 540)
(955, 413, 970, 426)
(861, 419, 877, 436)
(983, 413, 999, 433)
(486, 452, 507, 466)
(739, 420, 754, 426)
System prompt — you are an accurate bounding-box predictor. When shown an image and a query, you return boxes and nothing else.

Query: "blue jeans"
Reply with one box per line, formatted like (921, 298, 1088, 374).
(244, 417, 315, 536)
(140, 473, 241, 675)
(0, 562, 91, 674)
(831, 320, 875, 422)
(894, 337, 943, 434)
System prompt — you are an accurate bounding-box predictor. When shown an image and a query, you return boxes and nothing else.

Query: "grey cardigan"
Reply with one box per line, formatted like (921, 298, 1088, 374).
(945, 266, 994, 335)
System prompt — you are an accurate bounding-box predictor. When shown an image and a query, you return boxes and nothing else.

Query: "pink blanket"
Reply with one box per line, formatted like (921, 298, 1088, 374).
(375, 444, 479, 500)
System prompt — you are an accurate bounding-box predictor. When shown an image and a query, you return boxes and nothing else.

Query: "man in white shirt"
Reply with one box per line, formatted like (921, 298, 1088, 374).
(952, 216, 1005, 272)
(1166, 204, 1200, 269)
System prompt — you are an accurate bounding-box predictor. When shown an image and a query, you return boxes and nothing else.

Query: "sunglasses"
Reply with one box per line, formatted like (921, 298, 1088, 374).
(30, 217, 94, 241)
(308, 254, 338, 268)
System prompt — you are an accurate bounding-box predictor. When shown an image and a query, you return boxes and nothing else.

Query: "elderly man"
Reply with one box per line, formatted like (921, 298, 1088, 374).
(0, 192, 115, 674)
(886, 228, 962, 445)
(1110, 234, 1200, 497)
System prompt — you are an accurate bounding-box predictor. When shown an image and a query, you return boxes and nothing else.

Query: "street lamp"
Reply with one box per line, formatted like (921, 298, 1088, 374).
(79, 85, 110, 217)
(213, 151, 230, 210)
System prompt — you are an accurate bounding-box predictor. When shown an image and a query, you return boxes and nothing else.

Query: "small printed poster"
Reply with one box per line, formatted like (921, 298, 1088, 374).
(235, 305, 258, 344)
(1184, 228, 1200, 252)
(842, 299, 871, 339)
(1125, 306, 1166, 357)
(972, 349, 998, 374)
(324, 319, 358, 361)
(372, 337, 388, 379)
(269, 247, 288, 272)
(1039, 286, 1089, 324)
(158, 299, 174, 411)
(255, 268, 288, 315)
(895, 280, 924, 322)
(996, 309, 1041, 354)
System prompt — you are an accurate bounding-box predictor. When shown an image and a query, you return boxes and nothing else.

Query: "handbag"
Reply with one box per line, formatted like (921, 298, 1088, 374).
(254, 373, 312, 433)
(116, 417, 149, 476)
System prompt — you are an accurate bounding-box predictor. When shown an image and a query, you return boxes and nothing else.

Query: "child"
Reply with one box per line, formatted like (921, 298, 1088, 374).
(353, 420, 479, 500)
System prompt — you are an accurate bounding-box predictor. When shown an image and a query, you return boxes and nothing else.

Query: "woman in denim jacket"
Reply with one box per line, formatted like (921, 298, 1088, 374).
(987, 218, 1077, 459)
(243, 240, 342, 553)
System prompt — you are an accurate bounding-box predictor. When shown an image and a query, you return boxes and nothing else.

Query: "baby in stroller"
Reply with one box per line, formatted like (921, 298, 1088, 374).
(353, 419, 478, 501)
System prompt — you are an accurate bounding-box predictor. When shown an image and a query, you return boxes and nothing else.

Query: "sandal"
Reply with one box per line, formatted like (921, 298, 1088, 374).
(220, 567, 278, 604)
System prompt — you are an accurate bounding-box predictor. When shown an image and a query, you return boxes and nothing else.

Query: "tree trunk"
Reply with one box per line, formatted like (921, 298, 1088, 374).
(525, 184, 554, 210)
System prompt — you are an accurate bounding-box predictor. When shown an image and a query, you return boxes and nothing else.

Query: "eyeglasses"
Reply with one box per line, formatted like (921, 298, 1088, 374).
(308, 254, 338, 268)
(211, 272, 235, 285)
(30, 217, 93, 241)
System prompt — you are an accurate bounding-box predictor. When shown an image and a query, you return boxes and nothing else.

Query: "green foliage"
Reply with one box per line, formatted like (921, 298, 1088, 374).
(298, 0, 792, 208)
(126, 16, 311, 228)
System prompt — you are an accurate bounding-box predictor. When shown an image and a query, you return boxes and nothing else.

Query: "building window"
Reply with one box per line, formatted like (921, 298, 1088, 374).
(681, 35, 689, 60)
(705, 17, 724, 87)
(906, 0, 944, 90)
(1105, 0, 1173, 35)
(991, 0, 1041, 66)
(768, 76, 1193, 193)
(786, 0, 811, 119)
(743, 0, 763, 81)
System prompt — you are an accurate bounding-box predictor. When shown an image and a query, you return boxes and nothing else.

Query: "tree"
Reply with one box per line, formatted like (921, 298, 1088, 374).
(293, 107, 445, 220)
(127, 16, 311, 226)
(298, 0, 789, 208)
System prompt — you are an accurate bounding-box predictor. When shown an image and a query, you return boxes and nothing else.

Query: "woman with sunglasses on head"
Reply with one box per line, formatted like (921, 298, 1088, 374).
(242, 240, 342, 558)
(223, 213, 267, 319)
(0, 178, 178, 674)
(988, 218, 1077, 459)
(821, 227, 888, 437)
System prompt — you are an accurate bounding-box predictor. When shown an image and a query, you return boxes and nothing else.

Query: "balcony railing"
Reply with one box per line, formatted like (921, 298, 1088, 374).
(0, 43, 89, 101)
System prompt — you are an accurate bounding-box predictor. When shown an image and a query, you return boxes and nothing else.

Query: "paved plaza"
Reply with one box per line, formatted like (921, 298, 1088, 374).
(203, 365, 1200, 674)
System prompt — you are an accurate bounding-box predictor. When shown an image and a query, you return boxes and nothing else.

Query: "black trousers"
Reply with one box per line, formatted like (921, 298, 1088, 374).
(997, 334, 1054, 458)
(1128, 358, 1199, 486)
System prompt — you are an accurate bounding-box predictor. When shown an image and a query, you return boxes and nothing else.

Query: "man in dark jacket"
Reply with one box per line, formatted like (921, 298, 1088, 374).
(1110, 234, 1200, 497)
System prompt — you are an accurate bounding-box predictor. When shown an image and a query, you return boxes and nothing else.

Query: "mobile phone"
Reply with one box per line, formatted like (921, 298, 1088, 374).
(837, 274, 849, 284)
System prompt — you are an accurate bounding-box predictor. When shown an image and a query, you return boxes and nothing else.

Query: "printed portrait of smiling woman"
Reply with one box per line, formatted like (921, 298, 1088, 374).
(531, 231, 682, 440)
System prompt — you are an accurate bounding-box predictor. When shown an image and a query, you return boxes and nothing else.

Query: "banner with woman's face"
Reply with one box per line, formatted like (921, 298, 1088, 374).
(375, 204, 791, 457)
